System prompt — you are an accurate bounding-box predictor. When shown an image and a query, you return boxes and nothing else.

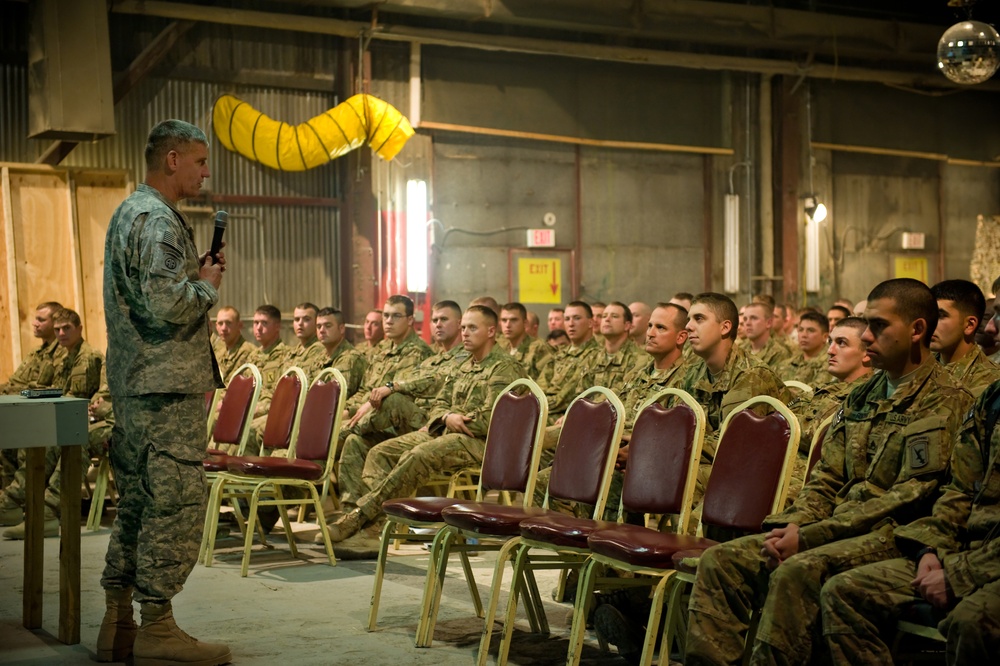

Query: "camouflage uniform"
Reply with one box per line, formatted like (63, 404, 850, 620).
(0, 338, 66, 394)
(779, 351, 834, 387)
(344, 330, 432, 414)
(539, 337, 602, 423)
(289, 336, 327, 382)
(101, 183, 223, 605)
(252, 339, 290, 412)
(989, 348, 1000, 365)
(685, 357, 973, 666)
(748, 335, 792, 370)
(216, 335, 256, 383)
(504, 335, 553, 381)
(338, 345, 467, 507)
(937, 344, 1000, 398)
(352, 345, 526, 522)
(322, 339, 368, 398)
(821, 379, 1000, 665)
(361, 341, 383, 364)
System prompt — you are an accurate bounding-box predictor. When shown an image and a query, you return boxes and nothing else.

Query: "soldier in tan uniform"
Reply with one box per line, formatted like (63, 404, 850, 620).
(591, 301, 607, 345)
(240, 305, 290, 455)
(743, 301, 792, 370)
(525, 310, 540, 339)
(3, 308, 104, 539)
(538, 301, 602, 425)
(315, 307, 367, 397)
(361, 309, 384, 361)
(321, 306, 526, 551)
(820, 378, 1000, 665)
(930, 278, 1000, 397)
(779, 310, 834, 386)
(337, 300, 459, 509)
(685, 278, 974, 666)
(547, 307, 565, 332)
(628, 301, 652, 346)
(213, 306, 256, 382)
(499, 302, 553, 380)
(287, 302, 327, 380)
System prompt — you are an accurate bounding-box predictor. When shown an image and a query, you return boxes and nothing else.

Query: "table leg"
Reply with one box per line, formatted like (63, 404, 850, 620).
(23, 446, 44, 629)
(59, 444, 81, 644)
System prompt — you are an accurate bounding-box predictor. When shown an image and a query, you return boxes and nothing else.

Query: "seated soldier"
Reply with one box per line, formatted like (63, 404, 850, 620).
(547, 307, 565, 332)
(319, 305, 526, 555)
(930, 278, 1000, 397)
(547, 329, 569, 349)
(213, 305, 256, 381)
(743, 301, 791, 369)
(361, 308, 385, 361)
(826, 304, 851, 328)
(538, 301, 602, 425)
(735, 304, 749, 350)
(591, 301, 607, 344)
(819, 377, 1000, 665)
(982, 276, 1000, 364)
(0, 301, 65, 491)
(525, 310, 540, 339)
(683, 278, 973, 666)
(337, 300, 462, 511)
(976, 297, 999, 358)
(315, 306, 367, 397)
(785, 317, 872, 499)
(628, 301, 652, 346)
(236, 305, 289, 455)
(499, 301, 553, 381)
(3, 307, 104, 539)
(287, 302, 327, 380)
(779, 310, 834, 386)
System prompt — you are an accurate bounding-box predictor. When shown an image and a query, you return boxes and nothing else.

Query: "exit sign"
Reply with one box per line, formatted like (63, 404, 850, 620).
(527, 229, 555, 247)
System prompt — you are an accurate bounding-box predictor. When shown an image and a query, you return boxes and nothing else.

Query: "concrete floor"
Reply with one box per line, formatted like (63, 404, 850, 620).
(0, 511, 630, 666)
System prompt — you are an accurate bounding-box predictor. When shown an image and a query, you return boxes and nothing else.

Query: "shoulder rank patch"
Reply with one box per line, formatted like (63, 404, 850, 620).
(908, 437, 930, 469)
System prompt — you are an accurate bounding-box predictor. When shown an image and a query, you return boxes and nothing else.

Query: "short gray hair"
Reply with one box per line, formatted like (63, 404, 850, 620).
(145, 120, 208, 171)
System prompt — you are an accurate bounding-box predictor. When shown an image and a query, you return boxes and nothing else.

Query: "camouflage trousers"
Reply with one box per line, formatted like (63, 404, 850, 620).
(1, 448, 16, 489)
(101, 394, 207, 604)
(355, 430, 485, 522)
(821, 556, 1000, 665)
(685, 523, 900, 666)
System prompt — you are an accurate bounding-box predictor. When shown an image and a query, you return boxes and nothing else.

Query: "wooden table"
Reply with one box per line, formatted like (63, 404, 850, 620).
(0, 395, 88, 644)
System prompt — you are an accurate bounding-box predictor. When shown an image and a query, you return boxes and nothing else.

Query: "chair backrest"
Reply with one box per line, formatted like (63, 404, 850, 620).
(700, 396, 800, 535)
(289, 367, 347, 477)
(783, 380, 813, 396)
(209, 363, 262, 452)
(546, 387, 625, 519)
(261, 367, 307, 453)
(805, 413, 835, 482)
(619, 388, 706, 535)
(476, 379, 548, 505)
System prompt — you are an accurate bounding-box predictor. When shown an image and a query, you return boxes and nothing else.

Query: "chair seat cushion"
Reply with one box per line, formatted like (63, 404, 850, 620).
(441, 503, 548, 536)
(671, 547, 716, 574)
(206, 448, 226, 456)
(519, 513, 615, 549)
(383, 497, 464, 523)
(225, 456, 323, 481)
(203, 455, 230, 473)
(587, 524, 711, 569)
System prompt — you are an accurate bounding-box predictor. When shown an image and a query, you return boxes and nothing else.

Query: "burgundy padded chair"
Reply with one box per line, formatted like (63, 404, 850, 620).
(585, 395, 800, 666)
(440, 386, 625, 666)
(202, 363, 262, 472)
(366, 378, 548, 647)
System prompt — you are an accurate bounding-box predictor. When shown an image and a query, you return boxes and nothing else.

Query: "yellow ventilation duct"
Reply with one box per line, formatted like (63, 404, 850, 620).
(212, 93, 415, 171)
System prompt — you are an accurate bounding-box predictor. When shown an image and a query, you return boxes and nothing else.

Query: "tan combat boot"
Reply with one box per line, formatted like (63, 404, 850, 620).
(134, 602, 232, 666)
(97, 586, 137, 662)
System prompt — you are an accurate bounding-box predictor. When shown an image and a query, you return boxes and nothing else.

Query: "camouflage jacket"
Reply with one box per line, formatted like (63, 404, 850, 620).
(678, 344, 785, 460)
(322, 339, 368, 397)
(619, 354, 691, 435)
(362, 342, 382, 363)
(578, 339, 650, 398)
(217, 336, 256, 383)
(937, 345, 1000, 398)
(289, 336, 328, 381)
(0, 338, 66, 394)
(252, 339, 289, 412)
(766, 357, 973, 551)
(56, 340, 104, 400)
(425, 344, 528, 438)
(103, 183, 222, 396)
(392, 344, 469, 409)
(748, 335, 792, 370)
(893, 380, 1000, 598)
(540, 336, 602, 415)
(505, 335, 553, 381)
(787, 374, 870, 454)
(90, 364, 114, 424)
(990, 348, 1000, 366)
(779, 350, 834, 387)
(347, 330, 433, 412)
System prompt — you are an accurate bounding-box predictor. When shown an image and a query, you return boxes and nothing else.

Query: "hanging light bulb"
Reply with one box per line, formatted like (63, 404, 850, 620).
(937, 20, 1000, 85)
(804, 195, 828, 223)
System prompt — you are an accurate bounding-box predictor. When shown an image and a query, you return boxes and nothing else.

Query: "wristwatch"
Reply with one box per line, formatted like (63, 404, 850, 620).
(384, 381, 394, 392)
(915, 546, 937, 561)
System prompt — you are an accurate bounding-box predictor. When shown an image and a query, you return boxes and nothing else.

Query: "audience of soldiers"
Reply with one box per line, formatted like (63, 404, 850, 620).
(3, 276, 1000, 664)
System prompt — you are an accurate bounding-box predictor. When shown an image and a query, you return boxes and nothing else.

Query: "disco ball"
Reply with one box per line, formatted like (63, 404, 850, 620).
(937, 20, 1000, 85)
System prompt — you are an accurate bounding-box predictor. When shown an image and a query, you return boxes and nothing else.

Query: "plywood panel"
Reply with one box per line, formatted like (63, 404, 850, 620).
(0, 167, 16, 381)
(72, 170, 131, 356)
(8, 170, 76, 359)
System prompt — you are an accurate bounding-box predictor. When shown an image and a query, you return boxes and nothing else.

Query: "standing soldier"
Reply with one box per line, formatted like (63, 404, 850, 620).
(99, 120, 230, 665)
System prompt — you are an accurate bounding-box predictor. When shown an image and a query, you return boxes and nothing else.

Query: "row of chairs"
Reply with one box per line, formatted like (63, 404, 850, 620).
(365, 379, 821, 665)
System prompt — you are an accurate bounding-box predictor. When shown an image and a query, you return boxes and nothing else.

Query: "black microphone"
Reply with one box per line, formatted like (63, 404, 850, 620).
(209, 210, 228, 263)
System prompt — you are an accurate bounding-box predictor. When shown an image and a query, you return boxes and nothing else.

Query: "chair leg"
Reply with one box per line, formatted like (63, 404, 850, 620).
(417, 526, 458, 647)
(523, 564, 549, 635)
(240, 486, 263, 578)
(457, 537, 485, 618)
(86, 456, 110, 531)
(653, 574, 685, 666)
(273, 486, 297, 559)
(200, 476, 227, 567)
(566, 557, 600, 666)
(309, 484, 336, 568)
(497, 544, 534, 666)
(368, 519, 399, 633)
(475, 538, 521, 666)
